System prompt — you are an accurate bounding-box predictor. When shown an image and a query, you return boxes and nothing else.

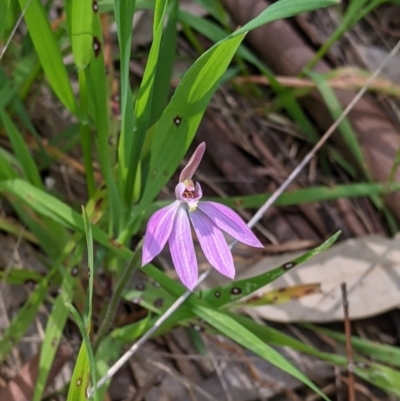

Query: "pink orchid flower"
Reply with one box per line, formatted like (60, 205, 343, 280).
(142, 142, 263, 290)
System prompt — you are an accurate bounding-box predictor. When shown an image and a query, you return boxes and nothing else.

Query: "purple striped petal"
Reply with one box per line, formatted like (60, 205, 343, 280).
(142, 201, 180, 266)
(169, 206, 198, 290)
(179, 142, 206, 182)
(197, 201, 263, 248)
(189, 210, 235, 279)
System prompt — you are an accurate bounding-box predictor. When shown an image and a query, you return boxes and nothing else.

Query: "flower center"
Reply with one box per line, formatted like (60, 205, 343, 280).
(182, 179, 201, 212)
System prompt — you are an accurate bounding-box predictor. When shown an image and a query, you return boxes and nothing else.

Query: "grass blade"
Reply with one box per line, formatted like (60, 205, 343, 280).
(114, 0, 136, 204)
(122, 0, 168, 205)
(138, 32, 246, 209)
(70, 0, 93, 68)
(0, 109, 43, 188)
(18, 0, 76, 112)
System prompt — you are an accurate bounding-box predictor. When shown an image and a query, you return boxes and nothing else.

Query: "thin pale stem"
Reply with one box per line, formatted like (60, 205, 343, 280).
(90, 37, 400, 398)
(93, 240, 142, 352)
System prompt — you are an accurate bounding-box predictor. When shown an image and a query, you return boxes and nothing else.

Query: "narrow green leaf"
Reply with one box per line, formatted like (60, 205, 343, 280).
(146, 182, 400, 219)
(70, 0, 93, 68)
(149, 0, 178, 124)
(177, 9, 319, 143)
(0, 109, 43, 188)
(18, 0, 76, 112)
(0, 141, 24, 179)
(153, 0, 167, 33)
(78, 71, 96, 196)
(114, 0, 136, 203)
(33, 244, 79, 401)
(67, 304, 98, 401)
(66, 334, 91, 401)
(308, 71, 366, 170)
(234, 0, 340, 36)
(123, 0, 168, 205)
(88, 13, 123, 232)
(82, 207, 94, 330)
(196, 305, 330, 400)
(199, 232, 340, 307)
(303, 324, 400, 368)
(139, 33, 246, 209)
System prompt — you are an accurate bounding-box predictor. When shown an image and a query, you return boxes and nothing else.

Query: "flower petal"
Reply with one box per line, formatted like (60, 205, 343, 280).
(197, 201, 263, 248)
(142, 201, 180, 266)
(169, 206, 198, 290)
(189, 210, 235, 279)
(179, 142, 206, 182)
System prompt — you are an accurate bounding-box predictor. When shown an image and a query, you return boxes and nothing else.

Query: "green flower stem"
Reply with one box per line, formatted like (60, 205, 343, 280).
(93, 240, 143, 351)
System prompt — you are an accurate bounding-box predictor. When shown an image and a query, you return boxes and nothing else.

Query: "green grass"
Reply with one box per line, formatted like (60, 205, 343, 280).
(0, 0, 399, 400)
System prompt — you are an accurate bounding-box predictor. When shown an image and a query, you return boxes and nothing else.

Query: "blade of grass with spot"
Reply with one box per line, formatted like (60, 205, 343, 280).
(122, 0, 168, 206)
(88, 11, 123, 232)
(33, 240, 82, 401)
(0, 0, 10, 42)
(136, 32, 246, 212)
(17, 0, 76, 112)
(0, 109, 43, 188)
(67, 304, 98, 401)
(66, 328, 91, 401)
(128, 232, 340, 316)
(114, 0, 136, 202)
(199, 232, 340, 306)
(70, 0, 93, 68)
(0, 270, 54, 360)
